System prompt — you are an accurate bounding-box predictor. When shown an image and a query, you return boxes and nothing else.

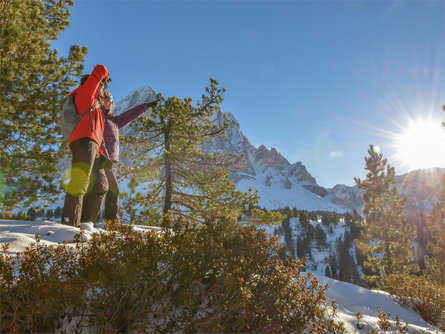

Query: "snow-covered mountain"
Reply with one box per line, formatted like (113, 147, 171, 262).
(116, 86, 445, 215)
(206, 110, 347, 211)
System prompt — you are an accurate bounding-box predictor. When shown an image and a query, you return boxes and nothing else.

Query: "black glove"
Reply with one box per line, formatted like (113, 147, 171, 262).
(146, 99, 160, 108)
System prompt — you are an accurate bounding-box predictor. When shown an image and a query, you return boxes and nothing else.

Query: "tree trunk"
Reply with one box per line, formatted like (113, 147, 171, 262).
(163, 119, 172, 215)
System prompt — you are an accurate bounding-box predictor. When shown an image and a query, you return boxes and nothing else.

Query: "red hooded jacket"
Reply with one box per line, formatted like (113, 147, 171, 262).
(68, 65, 109, 153)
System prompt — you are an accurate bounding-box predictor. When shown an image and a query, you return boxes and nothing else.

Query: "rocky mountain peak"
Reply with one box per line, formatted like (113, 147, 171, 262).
(253, 145, 290, 169)
(288, 162, 317, 184)
(113, 86, 157, 115)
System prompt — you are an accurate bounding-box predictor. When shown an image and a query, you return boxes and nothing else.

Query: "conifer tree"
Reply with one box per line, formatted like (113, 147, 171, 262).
(325, 265, 332, 278)
(0, 0, 87, 211)
(121, 79, 278, 225)
(354, 145, 418, 285)
(328, 254, 338, 279)
(424, 172, 445, 287)
(315, 224, 327, 249)
(296, 236, 311, 260)
(336, 234, 360, 283)
(299, 210, 310, 229)
(282, 216, 295, 256)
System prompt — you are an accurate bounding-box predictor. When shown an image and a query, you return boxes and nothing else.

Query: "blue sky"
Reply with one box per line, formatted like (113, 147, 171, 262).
(53, 0, 445, 187)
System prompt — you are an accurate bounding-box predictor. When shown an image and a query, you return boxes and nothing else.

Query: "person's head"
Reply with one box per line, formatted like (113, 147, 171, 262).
(103, 91, 115, 115)
(98, 76, 112, 101)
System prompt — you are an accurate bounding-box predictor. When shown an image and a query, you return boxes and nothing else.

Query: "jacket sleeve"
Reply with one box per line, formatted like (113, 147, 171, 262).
(74, 65, 109, 114)
(115, 104, 149, 129)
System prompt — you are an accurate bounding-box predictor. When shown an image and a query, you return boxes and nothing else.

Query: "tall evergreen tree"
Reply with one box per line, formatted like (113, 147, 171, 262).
(354, 144, 418, 285)
(0, 0, 87, 211)
(324, 265, 332, 278)
(299, 210, 310, 229)
(424, 172, 445, 287)
(296, 236, 311, 260)
(281, 216, 295, 256)
(328, 254, 338, 279)
(314, 224, 327, 249)
(336, 234, 360, 283)
(121, 79, 278, 225)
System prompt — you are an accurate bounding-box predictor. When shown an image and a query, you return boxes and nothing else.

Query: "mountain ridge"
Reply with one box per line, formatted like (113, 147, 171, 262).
(117, 87, 444, 214)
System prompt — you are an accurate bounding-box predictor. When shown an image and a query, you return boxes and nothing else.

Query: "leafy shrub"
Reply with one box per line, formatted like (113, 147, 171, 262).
(0, 238, 85, 333)
(382, 274, 445, 331)
(1, 217, 346, 333)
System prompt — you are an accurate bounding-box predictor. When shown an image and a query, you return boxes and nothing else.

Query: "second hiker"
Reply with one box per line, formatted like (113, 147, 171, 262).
(81, 90, 158, 225)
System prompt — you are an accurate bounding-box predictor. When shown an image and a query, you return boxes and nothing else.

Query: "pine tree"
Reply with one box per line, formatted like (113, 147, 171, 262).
(299, 210, 310, 229)
(53, 206, 62, 217)
(325, 265, 332, 278)
(296, 235, 312, 260)
(336, 234, 360, 283)
(314, 224, 327, 249)
(424, 172, 445, 287)
(121, 79, 276, 225)
(26, 207, 37, 220)
(354, 144, 418, 285)
(328, 254, 338, 279)
(282, 216, 295, 256)
(0, 0, 87, 212)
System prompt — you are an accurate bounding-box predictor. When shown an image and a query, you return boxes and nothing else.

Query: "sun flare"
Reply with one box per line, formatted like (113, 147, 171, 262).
(394, 118, 445, 171)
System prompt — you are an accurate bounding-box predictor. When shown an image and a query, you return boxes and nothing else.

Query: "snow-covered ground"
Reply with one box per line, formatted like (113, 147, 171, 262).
(0, 219, 441, 333)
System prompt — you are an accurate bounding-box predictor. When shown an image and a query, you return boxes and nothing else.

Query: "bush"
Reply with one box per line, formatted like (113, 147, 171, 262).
(0, 238, 85, 333)
(1, 217, 346, 333)
(382, 274, 445, 331)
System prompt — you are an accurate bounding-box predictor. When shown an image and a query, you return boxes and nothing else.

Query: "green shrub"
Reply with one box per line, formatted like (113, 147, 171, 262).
(1, 217, 346, 333)
(0, 238, 85, 333)
(382, 274, 445, 331)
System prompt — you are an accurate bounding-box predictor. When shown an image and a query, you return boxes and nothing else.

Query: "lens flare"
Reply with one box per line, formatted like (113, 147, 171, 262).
(373, 146, 381, 154)
(394, 118, 445, 170)
(329, 151, 344, 158)
(62, 162, 95, 196)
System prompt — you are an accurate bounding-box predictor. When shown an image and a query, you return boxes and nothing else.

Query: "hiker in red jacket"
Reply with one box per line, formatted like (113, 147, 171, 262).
(61, 64, 111, 227)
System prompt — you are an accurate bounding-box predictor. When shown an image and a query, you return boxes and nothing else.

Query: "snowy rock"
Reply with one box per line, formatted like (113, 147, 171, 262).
(79, 222, 95, 231)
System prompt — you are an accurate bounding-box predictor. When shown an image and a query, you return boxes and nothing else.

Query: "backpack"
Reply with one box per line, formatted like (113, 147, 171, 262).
(60, 93, 100, 141)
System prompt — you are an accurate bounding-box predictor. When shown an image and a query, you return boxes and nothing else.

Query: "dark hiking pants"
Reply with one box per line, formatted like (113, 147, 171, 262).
(104, 165, 120, 222)
(81, 155, 109, 225)
(61, 138, 99, 227)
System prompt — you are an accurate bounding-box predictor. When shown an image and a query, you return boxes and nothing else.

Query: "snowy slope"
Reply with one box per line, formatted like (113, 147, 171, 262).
(0, 219, 440, 333)
(317, 275, 440, 333)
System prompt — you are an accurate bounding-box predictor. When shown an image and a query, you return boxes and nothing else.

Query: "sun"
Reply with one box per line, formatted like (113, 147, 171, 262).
(394, 117, 445, 171)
